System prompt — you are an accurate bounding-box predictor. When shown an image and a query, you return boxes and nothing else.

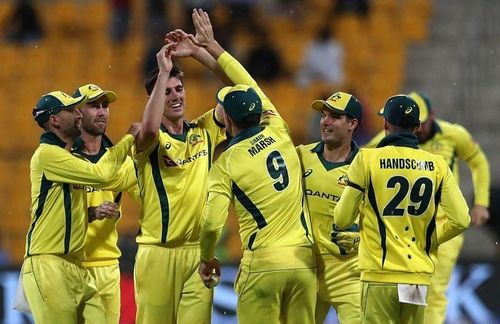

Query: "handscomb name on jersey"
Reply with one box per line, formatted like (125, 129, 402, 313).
(379, 158, 435, 171)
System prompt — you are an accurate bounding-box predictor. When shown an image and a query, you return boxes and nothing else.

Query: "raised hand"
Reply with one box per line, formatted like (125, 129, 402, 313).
(156, 43, 176, 73)
(192, 8, 215, 47)
(165, 29, 200, 57)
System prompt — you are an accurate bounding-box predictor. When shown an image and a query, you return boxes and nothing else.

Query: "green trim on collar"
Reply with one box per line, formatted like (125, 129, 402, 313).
(160, 121, 192, 142)
(40, 131, 67, 148)
(311, 141, 359, 171)
(377, 132, 419, 149)
(227, 125, 264, 148)
(72, 134, 114, 163)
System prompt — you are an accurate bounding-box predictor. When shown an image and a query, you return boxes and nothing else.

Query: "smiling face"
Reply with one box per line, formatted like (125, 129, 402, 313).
(319, 109, 356, 146)
(80, 97, 110, 136)
(163, 77, 186, 122)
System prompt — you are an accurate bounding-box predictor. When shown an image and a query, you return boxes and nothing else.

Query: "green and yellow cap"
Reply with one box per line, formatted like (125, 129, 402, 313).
(408, 91, 432, 122)
(216, 85, 262, 123)
(378, 94, 420, 127)
(311, 91, 363, 123)
(33, 91, 87, 126)
(73, 84, 117, 103)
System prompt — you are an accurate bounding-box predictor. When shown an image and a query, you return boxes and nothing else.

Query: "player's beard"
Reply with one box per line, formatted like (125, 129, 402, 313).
(82, 119, 107, 136)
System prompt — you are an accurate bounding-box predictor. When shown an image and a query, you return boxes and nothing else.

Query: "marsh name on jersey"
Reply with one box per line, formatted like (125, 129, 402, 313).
(379, 158, 435, 171)
(248, 134, 276, 156)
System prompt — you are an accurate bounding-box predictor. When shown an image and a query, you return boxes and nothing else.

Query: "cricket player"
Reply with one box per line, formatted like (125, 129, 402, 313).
(196, 11, 316, 324)
(297, 91, 362, 323)
(72, 84, 140, 324)
(23, 91, 138, 323)
(333, 94, 470, 324)
(365, 92, 490, 323)
(131, 9, 240, 322)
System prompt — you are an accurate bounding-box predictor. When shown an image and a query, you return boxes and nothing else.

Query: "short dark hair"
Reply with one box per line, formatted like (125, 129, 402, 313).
(232, 113, 261, 129)
(144, 64, 184, 95)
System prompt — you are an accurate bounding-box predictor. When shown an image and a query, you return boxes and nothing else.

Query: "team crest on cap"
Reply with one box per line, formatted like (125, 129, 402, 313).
(189, 134, 203, 146)
(329, 93, 343, 101)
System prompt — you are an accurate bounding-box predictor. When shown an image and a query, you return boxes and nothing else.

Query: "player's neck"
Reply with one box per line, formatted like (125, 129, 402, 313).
(51, 129, 76, 151)
(80, 132, 102, 155)
(323, 140, 352, 163)
(162, 117, 185, 135)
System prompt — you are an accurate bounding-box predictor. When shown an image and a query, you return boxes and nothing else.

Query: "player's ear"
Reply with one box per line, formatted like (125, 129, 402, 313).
(50, 114, 60, 128)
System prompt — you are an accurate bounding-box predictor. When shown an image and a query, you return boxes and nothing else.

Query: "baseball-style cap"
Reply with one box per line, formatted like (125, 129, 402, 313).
(216, 85, 262, 123)
(311, 91, 363, 123)
(408, 91, 432, 123)
(33, 91, 87, 126)
(73, 84, 117, 103)
(378, 94, 420, 127)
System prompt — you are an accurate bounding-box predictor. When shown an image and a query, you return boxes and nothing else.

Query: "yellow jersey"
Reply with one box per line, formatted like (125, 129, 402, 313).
(365, 119, 490, 209)
(200, 53, 312, 261)
(297, 141, 359, 257)
(133, 110, 226, 246)
(72, 135, 140, 267)
(27, 132, 134, 262)
(334, 132, 470, 285)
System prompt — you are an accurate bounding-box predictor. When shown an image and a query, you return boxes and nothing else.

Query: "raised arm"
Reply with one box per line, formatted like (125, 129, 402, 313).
(136, 43, 176, 153)
(191, 8, 278, 118)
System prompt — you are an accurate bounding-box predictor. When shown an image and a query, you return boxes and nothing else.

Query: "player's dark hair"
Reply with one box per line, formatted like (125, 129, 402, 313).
(144, 64, 184, 95)
(233, 114, 261, 129)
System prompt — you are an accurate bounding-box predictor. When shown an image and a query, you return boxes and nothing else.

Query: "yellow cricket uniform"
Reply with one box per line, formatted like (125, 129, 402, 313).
(73, 135, 139, 324)
(365, 120, 490, 323)
(133, 108, 225, 322)
(23, 131, 133, 324)
(297, 141, 360, 324)
(200, 55, 316, 324)
(333, 132, 470, 324)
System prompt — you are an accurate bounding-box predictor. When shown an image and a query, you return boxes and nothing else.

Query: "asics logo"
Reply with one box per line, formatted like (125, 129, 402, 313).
(249, 103, 256, 111)
(405, 107, 413, 114)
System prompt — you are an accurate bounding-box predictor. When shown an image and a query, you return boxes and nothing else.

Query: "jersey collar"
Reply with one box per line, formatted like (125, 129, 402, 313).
(227, 125, 264, 149)
(160, 121, 192, 142)
(311, 141, 359, 171)
(377, 131, 419, 149)
(72, 134, 114, 162)
(40, 131, 67, 148)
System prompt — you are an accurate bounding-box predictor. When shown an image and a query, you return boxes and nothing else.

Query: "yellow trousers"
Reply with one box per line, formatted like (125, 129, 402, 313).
(424, 234, 464, 324)
(315, 253, 360, 324)
(134, 244, 213, 324)
(87, 264, 121, 324)
(22, 255, 105, 324)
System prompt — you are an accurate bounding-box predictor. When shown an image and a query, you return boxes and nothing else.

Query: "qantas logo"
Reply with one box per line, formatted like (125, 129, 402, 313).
(162, 149, 208, 167)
